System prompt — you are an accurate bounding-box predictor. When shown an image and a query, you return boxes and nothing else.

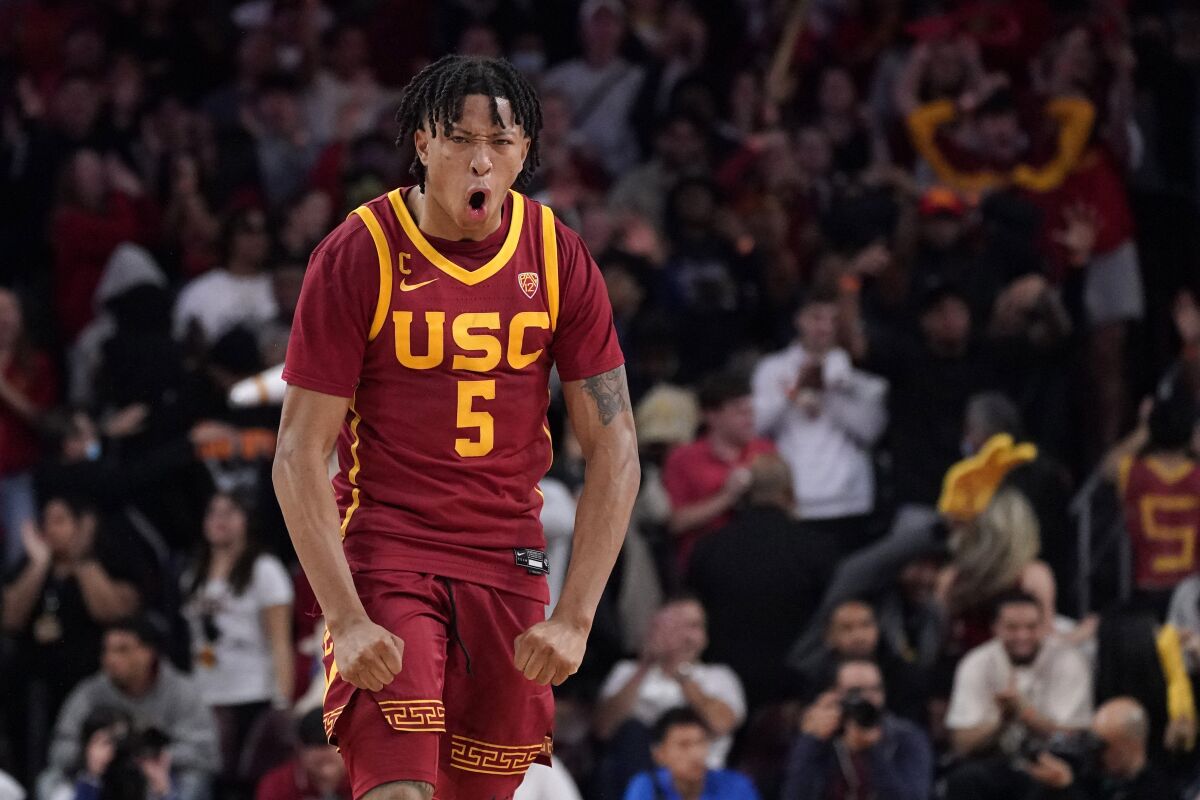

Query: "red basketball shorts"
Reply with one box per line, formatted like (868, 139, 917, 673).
(321, 571, 554, 799)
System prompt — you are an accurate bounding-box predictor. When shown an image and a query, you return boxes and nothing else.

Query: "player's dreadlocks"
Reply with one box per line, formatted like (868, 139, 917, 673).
(394, 55, 543, 191)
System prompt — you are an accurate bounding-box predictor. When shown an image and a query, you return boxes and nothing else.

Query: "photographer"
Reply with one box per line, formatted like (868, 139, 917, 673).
(1025, 698, 1172, 800)
(781, 658, 933, 800)
(73, 725, 177, 800)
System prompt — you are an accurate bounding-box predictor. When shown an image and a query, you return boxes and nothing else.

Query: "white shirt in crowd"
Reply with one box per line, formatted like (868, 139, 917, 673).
(945, 636, 1094, 755)
(173, 269, 277, 343)
(598, 661, 746, 768)
(182, 553, 294, 707)
(752, 344, 888, 520)
(515, 756, 583, 800)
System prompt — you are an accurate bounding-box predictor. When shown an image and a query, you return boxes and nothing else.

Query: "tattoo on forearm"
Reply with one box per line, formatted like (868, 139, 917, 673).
(582, 366, 630, 426)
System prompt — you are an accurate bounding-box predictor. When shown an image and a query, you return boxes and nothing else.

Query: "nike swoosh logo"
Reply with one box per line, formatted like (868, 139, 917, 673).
(398, 278, 438, 292)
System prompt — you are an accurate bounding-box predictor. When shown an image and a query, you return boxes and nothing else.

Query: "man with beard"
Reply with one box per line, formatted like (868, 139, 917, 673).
(943, 590, 1093, 800)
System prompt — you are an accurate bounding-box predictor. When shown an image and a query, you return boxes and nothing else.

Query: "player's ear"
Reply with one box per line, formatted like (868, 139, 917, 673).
(414, 127, 431, 166)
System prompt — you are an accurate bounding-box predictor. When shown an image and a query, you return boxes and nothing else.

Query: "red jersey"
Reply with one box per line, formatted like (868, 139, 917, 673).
(283, 189, 623, 602)
(1119, 455, 1200, 591)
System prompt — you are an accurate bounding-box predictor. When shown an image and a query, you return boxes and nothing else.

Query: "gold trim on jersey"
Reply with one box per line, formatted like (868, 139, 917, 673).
(386, 188, 525, 286)
(540, 205, 560, 330)
(339, 395, 365, 539)
(350, 206, 395, 341)
(1144, 456, 1199, 486)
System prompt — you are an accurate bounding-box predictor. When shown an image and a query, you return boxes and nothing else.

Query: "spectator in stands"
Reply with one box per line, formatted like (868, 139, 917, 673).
(609, 112, 711, 230)
(1102, 379, 1200, 617)
(181, 492, 293, 790)
(50, 149, 155, 342)
(845, 280, 998, 506)
(247, 75, 323, 210)
(594, 597, 746, 798)
(662, 370, 774, 574)
(2, 496, 142, 784)
(782, 658, 933, 800)
(794, 598, 928, 726)
(0, 288, 57, 568)
(1024, 697, 1174, 800)
(1169, 575, 1200, 676)
(688, 453, 839, 710)
(173, 207, 277, 349)
(254, 708, 348, 800)
(514, 757, 584, 800)
(877, 548, 947, 676)
(67, 242, 167, 409)
(943, 590, 1093, 800)
(542, 0, 645, 176)
(622, 707, 760, 800)
(940, 488, 1058, 656)
(752, 284, 887, 547)
(46, 617, 219, 800)
(37, 705, 133, 800)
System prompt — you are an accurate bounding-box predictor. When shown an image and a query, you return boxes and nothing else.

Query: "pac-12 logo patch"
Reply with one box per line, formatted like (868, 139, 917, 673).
(518, 271, 539, 298)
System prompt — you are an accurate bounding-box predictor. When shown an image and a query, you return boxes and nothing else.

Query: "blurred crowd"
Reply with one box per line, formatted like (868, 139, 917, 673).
(2, 0, 1200, 799)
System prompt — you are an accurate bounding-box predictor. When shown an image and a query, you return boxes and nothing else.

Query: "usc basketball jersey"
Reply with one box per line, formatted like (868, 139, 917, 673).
(1118, 454, 1200, 591)
(283, 188, 623, 602)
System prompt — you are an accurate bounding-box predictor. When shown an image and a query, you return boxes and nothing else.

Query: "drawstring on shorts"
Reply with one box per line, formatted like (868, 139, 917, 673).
(442, 578, 473, 675)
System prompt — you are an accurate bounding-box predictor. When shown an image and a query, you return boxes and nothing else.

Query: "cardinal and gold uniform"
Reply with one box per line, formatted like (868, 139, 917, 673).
(1118, 454, 1200, 592)
(283, 188, 622, 797)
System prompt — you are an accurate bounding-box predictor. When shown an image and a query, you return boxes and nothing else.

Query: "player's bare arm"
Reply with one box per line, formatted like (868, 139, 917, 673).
(513, 365, 640, 685)
(273, 385, 405, 692)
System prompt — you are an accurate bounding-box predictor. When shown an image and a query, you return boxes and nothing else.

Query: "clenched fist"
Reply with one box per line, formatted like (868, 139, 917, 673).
(331, 616, 405, 692)
(513, 618, 588, 686)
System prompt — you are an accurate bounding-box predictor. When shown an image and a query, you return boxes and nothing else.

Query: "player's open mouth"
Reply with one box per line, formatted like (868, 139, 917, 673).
(467, 189, 489, 221)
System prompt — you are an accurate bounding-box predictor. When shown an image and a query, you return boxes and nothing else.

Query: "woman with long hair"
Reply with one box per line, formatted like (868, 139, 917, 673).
(181, 492, 293, 795)
(940, 487, 1057, 654)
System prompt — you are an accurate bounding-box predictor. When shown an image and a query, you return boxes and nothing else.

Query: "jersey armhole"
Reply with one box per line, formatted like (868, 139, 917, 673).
(540, 205, 560, 331)
(350, 205, 394, 342)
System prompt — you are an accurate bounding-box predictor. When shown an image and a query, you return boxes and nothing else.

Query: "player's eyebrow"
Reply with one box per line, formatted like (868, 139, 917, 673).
(447, 122, 520, 138)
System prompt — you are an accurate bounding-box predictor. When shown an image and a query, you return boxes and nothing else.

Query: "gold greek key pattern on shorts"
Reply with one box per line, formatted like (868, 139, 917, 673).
(377, 699, 446, 732)
(449, 734, 543, 775)
(322, 705, 345, 740)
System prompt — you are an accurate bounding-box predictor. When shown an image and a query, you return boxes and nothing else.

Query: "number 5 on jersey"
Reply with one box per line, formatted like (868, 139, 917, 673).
(456, 380, 495, 457)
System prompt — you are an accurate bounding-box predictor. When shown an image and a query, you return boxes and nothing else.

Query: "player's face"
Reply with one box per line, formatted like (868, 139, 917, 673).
(415, 94, 530, 237)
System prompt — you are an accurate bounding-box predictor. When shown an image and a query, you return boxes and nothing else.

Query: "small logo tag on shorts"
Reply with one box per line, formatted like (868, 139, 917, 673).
(513, 548, 549, 575)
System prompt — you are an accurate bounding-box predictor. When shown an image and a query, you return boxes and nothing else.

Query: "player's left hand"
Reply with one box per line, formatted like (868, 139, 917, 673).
(513, 618, 587, 686)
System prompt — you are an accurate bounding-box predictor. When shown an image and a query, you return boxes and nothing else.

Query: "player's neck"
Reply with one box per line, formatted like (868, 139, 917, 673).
(407, 187, 503, 242)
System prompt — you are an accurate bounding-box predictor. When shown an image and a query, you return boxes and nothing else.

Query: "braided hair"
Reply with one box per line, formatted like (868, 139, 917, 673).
(394, 55, 543, 191)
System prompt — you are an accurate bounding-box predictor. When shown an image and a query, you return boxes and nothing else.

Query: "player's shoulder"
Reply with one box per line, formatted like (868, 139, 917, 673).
(311, 191, 397, 263)
(518, 192, 589, 258)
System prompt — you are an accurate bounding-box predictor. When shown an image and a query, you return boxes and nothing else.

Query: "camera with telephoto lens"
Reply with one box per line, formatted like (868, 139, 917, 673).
(840, 689, 883, 728)
(1016, 730, 1104, 777)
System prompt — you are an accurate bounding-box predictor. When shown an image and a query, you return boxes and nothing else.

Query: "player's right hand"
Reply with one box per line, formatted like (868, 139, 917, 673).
(331, 617, 405, 692)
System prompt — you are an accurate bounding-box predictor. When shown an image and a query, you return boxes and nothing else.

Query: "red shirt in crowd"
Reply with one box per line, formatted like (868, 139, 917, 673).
(52, 192, 155, 341)
(0, 350, 58, 476)
(283, 189, 623, 603)
(662, 436, 777, 570)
